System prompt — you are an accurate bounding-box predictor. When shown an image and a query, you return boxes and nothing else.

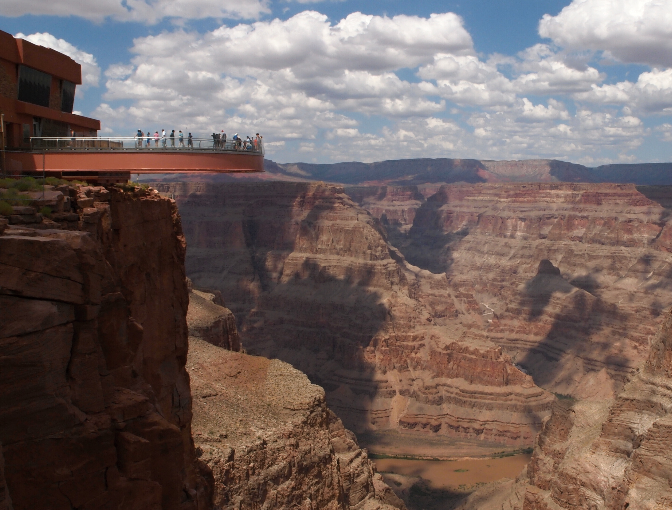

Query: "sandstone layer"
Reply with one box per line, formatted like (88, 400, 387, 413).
(0, 185, 208, 509)
(157, 181, 554, 452)
(348, 183, 672, 399)
(188, 336, 405, 510)
(464, 307, 672, 510)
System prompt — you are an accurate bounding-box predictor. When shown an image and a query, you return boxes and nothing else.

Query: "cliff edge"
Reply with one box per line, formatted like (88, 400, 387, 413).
(186, 286, 405, 510)
(0, 184, 208, 509)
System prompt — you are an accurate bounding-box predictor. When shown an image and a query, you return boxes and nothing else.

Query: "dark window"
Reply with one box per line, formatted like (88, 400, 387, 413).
(61, 80, 75, 113)
(17, 65, 51, 108)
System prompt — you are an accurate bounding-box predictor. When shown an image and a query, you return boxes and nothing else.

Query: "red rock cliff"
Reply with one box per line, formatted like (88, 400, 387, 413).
(156, 182, 554, 453)
(0, 185, 208, 509)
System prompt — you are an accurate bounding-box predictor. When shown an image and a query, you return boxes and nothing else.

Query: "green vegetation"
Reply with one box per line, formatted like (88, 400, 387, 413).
(116, 181, 149, 192)
(43, 176, 70, 186)
(368, 453, 443, 461)
(453, 468, 469, 473)
(491, 447, 534, 458)
(39, 206, 52, 218)
(0, 200, 13, 216)
(554, 392, 577, 402)
(0, 188, 28, 206)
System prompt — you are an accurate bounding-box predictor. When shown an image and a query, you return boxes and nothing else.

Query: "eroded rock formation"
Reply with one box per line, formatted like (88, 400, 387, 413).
(0, 185, 208, 509)
(350, 183, 672, 399)
(462, 307, 672, 510)
(189, 338, 405, 510)
(186, 285, 404, 509)
(157, 182, 554, 452)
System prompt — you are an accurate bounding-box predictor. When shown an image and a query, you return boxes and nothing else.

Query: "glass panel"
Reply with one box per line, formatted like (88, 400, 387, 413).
(17, 65, 51, 108)
(61, 80, 75, 113)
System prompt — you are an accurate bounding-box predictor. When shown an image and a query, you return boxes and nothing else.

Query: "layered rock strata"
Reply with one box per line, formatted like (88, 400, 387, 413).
(350, 183, 672, 399)
(0, 185, 208, 509)
(520, 306, 672, 509)
(467, 307, 672, 510)
(188, 336, 405, 510)
(157, 182, 554, 451)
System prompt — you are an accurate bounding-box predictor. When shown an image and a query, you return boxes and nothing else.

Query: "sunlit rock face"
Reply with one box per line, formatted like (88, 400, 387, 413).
(472, 308, 672, 510)
(157, 181, 555, 451)
(184, 289, 405, 510)
(349, 183, 672, 400)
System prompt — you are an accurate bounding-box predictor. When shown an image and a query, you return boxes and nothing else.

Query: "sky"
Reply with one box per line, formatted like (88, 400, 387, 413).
(1, 0, 671, 166)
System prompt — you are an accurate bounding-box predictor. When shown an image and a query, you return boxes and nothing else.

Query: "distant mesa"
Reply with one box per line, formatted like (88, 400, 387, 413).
(155, 157, 672, 187)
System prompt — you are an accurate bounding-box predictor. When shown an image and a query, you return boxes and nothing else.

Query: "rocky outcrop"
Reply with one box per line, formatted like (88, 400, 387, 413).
(518, 307, 672, 509)
(0, 185, 208, 509)
(188, 284, 241, 352)
(188, 337, 405, 510)
(460, 307, 672, 510)
(157, 181, 554, 453)
(185, 284, 403, 509)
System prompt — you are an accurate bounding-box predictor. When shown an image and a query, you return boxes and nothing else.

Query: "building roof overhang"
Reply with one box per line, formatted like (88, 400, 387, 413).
(0, 29, 82, 84)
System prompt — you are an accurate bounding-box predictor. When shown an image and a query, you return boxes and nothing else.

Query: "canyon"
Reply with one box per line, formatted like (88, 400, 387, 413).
(4, 169, 672, 509)
(0, 181, 405, 510)
(186, 286, 405, 509)
(157, 181, 672, 458)
(157, 181, 558, 454)
(457, 307, 672, 510)
(347, 183, 672, 399)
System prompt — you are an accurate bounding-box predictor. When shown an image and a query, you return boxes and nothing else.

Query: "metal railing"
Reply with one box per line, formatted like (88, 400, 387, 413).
(28, 136, 264, 155)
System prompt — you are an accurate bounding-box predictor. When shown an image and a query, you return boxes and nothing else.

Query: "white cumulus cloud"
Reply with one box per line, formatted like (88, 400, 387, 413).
(15, 32, 101, 90)
(2, 0, 270, 23)
(574, 68, 672, 114)
(539, 0, 672, 67)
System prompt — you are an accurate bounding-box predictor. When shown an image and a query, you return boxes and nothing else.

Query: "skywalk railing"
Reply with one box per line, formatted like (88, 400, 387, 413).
(28, 136, 264, 154)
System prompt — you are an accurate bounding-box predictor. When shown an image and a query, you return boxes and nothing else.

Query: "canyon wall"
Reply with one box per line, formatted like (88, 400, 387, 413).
(185, 290, 405, 509)
(349, 183, 672, 399)
(158, 182, 554, 452)
(461, 307, 672, 510)
(0, 185, 208, 509)
(521, 306, 672, 509)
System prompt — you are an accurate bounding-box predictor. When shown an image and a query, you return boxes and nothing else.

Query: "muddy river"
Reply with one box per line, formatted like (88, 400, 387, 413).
(373, 454, 531, 489)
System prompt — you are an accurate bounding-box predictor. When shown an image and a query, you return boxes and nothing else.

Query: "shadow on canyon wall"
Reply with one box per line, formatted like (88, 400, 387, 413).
(184, 183, 391, 433)
(518, 261, 627, 389)
(386, 188, 465, 274)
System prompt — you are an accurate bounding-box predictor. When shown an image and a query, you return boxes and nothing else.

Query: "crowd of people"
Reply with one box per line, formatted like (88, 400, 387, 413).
(134, 129, 262, 152)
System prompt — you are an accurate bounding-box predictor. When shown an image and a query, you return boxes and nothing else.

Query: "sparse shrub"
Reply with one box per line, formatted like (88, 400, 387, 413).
(14, 177, 40, 192)
(0, 178, 13, 189)
(39, 206, 52, 218)
(0, 200, 13, 216)
(0, 188, 24, 205)
(43, 176, 68, 186)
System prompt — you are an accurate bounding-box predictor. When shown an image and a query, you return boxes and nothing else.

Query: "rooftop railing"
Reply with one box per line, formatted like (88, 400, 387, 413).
(28, 136, 264, 154)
